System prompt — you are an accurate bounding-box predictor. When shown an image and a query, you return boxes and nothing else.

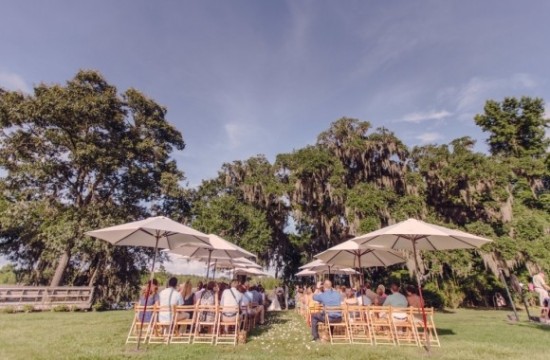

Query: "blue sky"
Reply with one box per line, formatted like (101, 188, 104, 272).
(1, 0, 549, 188)
(1, 1, 549, 273)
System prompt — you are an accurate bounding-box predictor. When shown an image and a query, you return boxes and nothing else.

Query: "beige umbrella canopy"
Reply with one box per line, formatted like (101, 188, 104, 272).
(299, 259, 359, 275)
(169, 234, 256, 279)
(350, 218, 492, 351)
(233, 267, 270, 277)
(315, 239, 406, 269)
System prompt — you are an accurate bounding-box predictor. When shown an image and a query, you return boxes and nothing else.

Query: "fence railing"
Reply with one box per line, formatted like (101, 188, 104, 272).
(0, 286, 94, 310)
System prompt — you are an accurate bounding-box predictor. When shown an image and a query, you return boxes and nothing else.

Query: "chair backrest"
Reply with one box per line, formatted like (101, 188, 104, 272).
(154, 305, 177, 324)
(323, 305, 344, 320)
(346, 304, 368, 322)
(174, 305, 197, 322)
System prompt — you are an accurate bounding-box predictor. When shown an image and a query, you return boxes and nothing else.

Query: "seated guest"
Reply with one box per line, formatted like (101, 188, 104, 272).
(383, 283, 408, 308)
(364, 283, 378, 304)
(339, 286, 347, 301)
(376, 284, 387, 305)
(250, 285, 265, 325)
(343, 288, 358, 305)
(180, 280, 195, 306)
(197, 281, 217, 322)
(310, 280, 342, 342)
(138, 279, 159, 322)
(357, 287, 372, 306)
(405, 285, 422, 308)
(193, 281, 205, 303)
(159, 277, 185, 322)
(220, 279, 243, 322)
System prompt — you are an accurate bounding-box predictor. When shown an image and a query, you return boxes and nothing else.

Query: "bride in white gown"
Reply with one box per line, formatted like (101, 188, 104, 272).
(267, 289, 282, 311)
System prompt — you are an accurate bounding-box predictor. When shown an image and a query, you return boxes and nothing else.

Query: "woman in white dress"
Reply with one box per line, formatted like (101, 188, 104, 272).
(267, 289, 282, 311)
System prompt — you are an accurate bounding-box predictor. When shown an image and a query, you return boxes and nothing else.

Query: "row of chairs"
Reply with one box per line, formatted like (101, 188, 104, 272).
(303, 304, 440, 347)
(126, 303, 261, 346)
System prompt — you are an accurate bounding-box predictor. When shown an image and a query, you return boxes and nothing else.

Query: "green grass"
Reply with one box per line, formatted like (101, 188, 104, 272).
(0, 309, 548, 360)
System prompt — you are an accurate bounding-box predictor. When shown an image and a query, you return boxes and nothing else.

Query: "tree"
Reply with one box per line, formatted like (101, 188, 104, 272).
(0, 70, 186, 291)
(474, 97, 549, 158)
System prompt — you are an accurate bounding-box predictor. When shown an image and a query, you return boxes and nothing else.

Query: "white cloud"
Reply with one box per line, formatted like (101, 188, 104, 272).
(449, 73, 538, 112)
(0, 70, 31, 93)
(400, 110, 452, 123)
(163, 255, 209, 276)
(415, 132, 442, 144)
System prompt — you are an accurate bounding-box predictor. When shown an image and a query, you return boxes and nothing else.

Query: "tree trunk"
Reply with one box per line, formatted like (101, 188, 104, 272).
(50, 247, 71, 287)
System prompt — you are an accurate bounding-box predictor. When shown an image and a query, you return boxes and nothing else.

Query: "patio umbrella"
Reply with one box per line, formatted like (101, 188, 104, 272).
(295, 269, 317, 277)
(169, 234, 256, 279)
(299, 259, 358, 276)
(233, 267, 270, 277)
(351, 218, 492, 350)
(315, 240, 406, 284)
(85, 216, 209, 350)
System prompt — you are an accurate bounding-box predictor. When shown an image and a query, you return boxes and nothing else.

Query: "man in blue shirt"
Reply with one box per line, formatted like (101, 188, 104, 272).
(311, 279, 342, 342)
(383, 283, 408, 307)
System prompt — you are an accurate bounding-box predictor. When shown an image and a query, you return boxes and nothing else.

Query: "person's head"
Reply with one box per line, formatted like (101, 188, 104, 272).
(181, 280, 193, 298)
(250, 285, 258, 292)
(230, 279, 239, 288)
(316, 281, 323, 290)
(405, 285, 417, 296)
(197, 281, 204, 290)
(237, 284, 246, 293)
(365, 282, 372, 290)
(376, 284, 385, 295)
(340, 286, 347, 293)
(141, 278, 159, 296)
(206, 281, 216, 291)
(168, 277, 178, 289)
(323, 279, 333, 290)
(390, 283, 400, 294)
(345, 288, 354, 299)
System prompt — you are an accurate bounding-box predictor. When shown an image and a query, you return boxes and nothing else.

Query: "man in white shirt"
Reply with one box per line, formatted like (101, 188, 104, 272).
(533, 271, 550, 307)
(158, 277, 185, 322)
(220, 280, 243, 322)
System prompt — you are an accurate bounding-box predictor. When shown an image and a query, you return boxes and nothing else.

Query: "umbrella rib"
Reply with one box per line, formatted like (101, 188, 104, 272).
(448, 235, 480, 248)
(357, 234, 382, 246)
(324, 251, 341, 264)
(390, 236, 400, 250)
(111, 228, 144, 246)
(371, 251, 387, 267)
(425, 237, 438, 251)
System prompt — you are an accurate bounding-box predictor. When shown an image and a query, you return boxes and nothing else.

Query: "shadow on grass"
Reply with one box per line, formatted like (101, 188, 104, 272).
(437, 328, 456, 336)
(248, 311, 290, 338)
(512, 321, 550, 332)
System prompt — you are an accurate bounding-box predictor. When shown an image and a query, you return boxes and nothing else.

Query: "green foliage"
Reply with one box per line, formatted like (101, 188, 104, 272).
(22, 305, 35, 313)
(1, 306, 16, 314)
(0, 264, 17, 284)
(51, 305, 70, 312)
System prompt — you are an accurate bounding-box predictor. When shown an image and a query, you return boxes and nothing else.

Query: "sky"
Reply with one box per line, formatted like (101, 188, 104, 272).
(1, 0, 550, 274)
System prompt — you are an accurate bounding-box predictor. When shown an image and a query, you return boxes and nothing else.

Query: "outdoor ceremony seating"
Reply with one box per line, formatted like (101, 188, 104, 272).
(300, 303, 440, 347)
(169, 305, 196, 344)
(148, 306, 174, 344)
(215, 305, 241, 345)
(126, 304, 153, 344)
(193, 304, 218, 344)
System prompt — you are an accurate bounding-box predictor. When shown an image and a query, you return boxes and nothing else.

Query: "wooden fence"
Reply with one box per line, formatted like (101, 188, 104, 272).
(0, 286, 94, 311)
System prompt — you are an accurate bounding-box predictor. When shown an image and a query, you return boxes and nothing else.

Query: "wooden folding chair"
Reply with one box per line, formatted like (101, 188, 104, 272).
(126, 305, 153, 344)
(368, 306, 396, 346)
(390, 307, 419, 346)
(411, 307, 440, 347)
(308, 303, 323, 327)
(346, 305, 373, 345)
(215, 305, 240, 346)
(193, 305, 218, 344)
(324, 306, 350, 344)
(169, 305, 196, 344)
(148, 305, 174, 344)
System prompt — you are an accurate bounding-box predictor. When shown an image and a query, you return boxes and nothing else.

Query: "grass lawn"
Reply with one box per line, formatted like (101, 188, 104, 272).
(0, 308, 548, 360)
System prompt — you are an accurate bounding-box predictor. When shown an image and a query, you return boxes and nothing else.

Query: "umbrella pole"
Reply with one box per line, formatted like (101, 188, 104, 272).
(136, 235, 159, 351)
(205, 249, 212, 280)
(412, 240, 430, 352)
(358, 253, 364, 286)
(212, 259, 217, 279)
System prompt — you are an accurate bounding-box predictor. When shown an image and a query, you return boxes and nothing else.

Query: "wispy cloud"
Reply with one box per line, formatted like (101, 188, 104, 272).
(416, 132, 442, 144)
(0, 70, 30, 93)
(400, 110, 452, 123)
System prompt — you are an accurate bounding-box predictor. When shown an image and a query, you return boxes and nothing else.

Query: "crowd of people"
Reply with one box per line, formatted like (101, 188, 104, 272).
(295, 279, 424, 342)
(137, 277, 268, 326)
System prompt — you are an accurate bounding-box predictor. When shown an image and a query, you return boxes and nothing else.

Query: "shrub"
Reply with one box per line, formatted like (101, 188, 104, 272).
(1, 306, 17, 314)
(422, 283, 445, 309)
(92, 300, 109, 312)
(52, 305, 70, 312)
(22, 305, 35, 313)
(69, 305, 79, 312)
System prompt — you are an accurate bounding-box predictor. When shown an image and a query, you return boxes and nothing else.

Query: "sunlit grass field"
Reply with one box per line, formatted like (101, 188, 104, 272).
(0, 308, 548, 360)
